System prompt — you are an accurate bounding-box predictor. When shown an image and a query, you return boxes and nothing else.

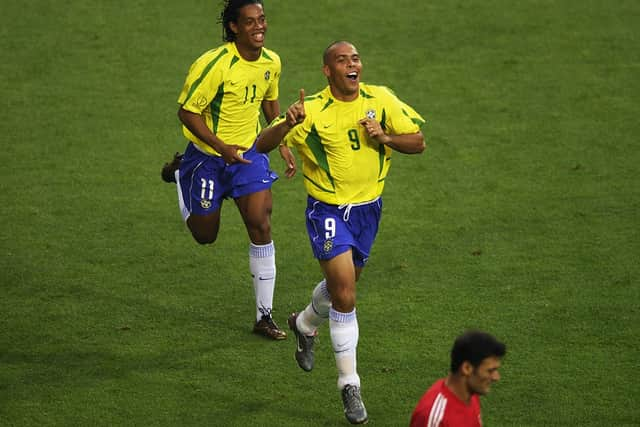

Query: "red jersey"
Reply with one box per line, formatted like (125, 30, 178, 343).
(410, 379, 482, 427)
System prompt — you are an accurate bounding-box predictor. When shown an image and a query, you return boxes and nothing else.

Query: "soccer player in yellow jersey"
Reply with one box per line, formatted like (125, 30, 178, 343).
(257, 41, 426, 424)
(161, 0, 296, 340)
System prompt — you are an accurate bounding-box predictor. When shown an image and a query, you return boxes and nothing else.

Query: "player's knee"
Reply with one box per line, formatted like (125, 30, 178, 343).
(192, 234, 216, 245)
(257, 221, 271, 236)
(331, 292, 356, 313)
(187, 215, 220, 245)
(191, 230, 218, 245)
(312, 281, 331, 317)
(247, 221, 271, 242)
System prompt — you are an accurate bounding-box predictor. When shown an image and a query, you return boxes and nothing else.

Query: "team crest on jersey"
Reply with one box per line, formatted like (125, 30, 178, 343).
(200, 199, 212, 209)
(195, 95, 208, 108)
(366, 109, 376, 119)
(323, 239, 334, 253)
(264, 71, 270, 81)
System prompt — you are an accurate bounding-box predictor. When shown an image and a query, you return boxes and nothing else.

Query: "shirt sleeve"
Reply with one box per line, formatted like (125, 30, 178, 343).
(379, 86, 425, 135)
(263, 59, 280, 101)
(177, 54, 224, 114)
(410, 410, 427, 427)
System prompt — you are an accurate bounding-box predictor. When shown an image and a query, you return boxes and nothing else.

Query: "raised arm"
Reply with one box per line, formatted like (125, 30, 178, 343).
(256, 89, 306, 153)
(262, 98, 297, 177)
(261, 99, 280, 124)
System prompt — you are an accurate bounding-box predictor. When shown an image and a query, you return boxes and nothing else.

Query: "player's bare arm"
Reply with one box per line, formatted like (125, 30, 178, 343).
(359, 117, 425, 154)
(278, 144, 297, 178)
(178, 107, 251, 164)
(262, 99, 298, 178)
(255, 119, 292, 153)
(256, 89, 306, 153)
(261, 99, 280, 123)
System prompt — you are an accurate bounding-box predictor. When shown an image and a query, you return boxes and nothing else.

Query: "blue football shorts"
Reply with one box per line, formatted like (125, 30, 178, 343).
(176, 141, 278, 220)
(305, 196, 383, 267)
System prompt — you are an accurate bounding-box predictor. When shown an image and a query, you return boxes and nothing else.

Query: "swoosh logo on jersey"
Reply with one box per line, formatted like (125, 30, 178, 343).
(261, 179, 270, 183)
(323, 124, 332, 128)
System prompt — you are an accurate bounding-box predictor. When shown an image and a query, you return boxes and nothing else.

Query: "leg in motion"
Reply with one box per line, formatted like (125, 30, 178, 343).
(288, 278, 332, 371)
(236, 189, 286, 340)
(322, 251, 368, 425)
(161, 152, 183, 183)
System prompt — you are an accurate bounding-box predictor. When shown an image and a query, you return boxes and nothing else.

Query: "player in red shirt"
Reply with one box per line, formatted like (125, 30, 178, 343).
(410, 331, 506, 427)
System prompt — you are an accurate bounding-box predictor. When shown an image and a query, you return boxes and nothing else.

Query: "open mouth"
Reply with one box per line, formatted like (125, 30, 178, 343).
(346, 71, 358, 81)
(252, 32, 265, 43)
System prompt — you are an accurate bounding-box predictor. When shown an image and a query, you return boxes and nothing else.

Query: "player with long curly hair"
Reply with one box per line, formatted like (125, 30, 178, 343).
(161, 0, 296, 340)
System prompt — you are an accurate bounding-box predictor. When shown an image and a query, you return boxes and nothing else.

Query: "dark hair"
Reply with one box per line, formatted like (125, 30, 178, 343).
(450, 330, 506, 372)
(219, 0, 264, 42)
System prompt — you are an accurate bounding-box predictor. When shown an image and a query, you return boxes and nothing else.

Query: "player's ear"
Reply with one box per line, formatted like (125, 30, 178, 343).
(460, 361, 474, 377)
(322, 64, 330, 78)
(229, 21, 239, 36)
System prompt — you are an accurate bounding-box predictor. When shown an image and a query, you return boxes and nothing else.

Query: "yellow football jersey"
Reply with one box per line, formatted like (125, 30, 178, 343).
(276, 84, 425, 205)
(178, 42, 281, 156)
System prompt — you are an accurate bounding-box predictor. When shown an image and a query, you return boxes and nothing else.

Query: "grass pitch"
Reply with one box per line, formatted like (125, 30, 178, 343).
(1, 1, 639, 425)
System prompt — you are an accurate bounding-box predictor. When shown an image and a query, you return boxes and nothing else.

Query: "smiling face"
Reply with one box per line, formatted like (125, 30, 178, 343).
(322, 42, 362, 101)
(466, 356, 502, 396)
(229, 3, 267, 60)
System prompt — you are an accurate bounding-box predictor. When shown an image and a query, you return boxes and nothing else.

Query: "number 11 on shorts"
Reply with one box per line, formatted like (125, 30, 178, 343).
(200, 178, 214, 200)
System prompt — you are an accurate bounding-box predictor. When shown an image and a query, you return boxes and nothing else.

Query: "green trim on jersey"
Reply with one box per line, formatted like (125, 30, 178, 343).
(377, 107, 390, 182)
(303, 174, 335, 194)
(184, 48, 228, 105)
(320, 98, 334, 112)
(305, 94, 323, 102)
(359, 88, 375, 99)
(261, 50, 274, 61)
(378, 143, 386, 178)
(275, 83, 424, 204)
(403, 108, 426, 126)
(210, 83, 225, 134)
(305, 124, 335, 189)
(178, 42, 282, 156)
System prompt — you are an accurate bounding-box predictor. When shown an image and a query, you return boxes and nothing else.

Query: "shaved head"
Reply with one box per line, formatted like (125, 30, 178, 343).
(323, 41, 356, 65)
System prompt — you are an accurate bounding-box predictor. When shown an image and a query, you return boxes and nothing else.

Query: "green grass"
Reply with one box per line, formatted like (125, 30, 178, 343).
(1, 0, 639, 425)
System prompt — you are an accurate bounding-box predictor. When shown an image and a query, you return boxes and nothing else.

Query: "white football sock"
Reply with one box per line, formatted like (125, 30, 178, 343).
(249, 241, 276, 322)
(297, 279, 331, 336)
(330, 308, 360, 389)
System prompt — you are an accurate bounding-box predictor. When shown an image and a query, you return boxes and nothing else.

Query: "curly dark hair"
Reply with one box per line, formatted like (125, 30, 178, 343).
(218, 0, 264, 42)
